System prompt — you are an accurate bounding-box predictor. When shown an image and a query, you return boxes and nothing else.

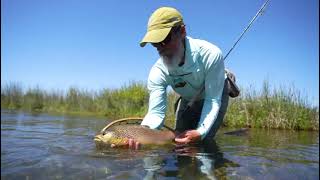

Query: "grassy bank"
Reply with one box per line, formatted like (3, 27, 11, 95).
(224, 81, 319, 131)
(1, 81, 149, 118)
(1, 81, 319, 131)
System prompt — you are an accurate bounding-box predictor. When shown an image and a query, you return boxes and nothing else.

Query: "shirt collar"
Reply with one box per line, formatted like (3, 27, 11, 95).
(175, 36, 195, 71)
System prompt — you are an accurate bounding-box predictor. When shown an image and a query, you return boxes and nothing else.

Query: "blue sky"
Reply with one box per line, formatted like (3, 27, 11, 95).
(1, 0, 319, 107)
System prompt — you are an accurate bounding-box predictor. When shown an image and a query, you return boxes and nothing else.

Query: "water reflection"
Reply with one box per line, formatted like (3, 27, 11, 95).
(2, 110, 319, 179)
(140, 140, 239, 180)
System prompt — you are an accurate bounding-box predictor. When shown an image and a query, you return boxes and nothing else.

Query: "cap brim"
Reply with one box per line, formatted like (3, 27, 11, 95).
(140, 27, 172, 47)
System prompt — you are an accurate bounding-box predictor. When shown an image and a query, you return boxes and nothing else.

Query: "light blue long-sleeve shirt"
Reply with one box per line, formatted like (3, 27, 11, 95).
(141, 36, 226, 139)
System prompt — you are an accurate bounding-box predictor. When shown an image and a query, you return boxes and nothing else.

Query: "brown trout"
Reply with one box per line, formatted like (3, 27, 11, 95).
(94, 125, 175, 149)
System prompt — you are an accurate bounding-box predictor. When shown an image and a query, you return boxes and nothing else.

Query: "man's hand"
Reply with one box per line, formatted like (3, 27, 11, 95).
(128, 138, 140, 150)
(110, 138, 140, 150)
(174, 130, 201, 144)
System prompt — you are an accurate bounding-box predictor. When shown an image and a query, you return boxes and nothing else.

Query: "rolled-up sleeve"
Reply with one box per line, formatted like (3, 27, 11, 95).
(141, 66, 168, 129)
(196, 48, 225, 139)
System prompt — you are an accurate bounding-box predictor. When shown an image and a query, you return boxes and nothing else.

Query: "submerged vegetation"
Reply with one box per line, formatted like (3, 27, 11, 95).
(1, 81, 319, 131)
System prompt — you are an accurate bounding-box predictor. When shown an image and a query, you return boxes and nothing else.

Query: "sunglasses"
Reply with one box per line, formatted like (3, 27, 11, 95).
(152, 26, 182, 47)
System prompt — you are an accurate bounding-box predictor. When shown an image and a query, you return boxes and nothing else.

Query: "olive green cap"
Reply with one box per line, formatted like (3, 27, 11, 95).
(140, 7, 184, 47)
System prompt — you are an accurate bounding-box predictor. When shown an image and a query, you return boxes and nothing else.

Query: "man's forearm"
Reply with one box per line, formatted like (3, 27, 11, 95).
(196, 99, 221, 139)
(141, 112, 165, 129)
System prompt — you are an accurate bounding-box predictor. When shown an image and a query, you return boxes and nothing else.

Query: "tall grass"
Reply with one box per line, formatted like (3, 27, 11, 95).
(1, 81, 318, 131)
(94, 81, 149, 118)
(224, 80, 319, 130)
(1, 82, 23, 109)
(165, 90, 180, 129)
(1, 81, 148, 118)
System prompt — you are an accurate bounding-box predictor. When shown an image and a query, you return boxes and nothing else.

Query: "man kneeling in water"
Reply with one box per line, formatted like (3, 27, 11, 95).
(129, 7, 238, 149)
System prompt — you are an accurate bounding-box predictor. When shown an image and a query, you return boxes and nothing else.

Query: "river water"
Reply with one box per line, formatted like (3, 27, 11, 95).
(1, 109, 319, 179)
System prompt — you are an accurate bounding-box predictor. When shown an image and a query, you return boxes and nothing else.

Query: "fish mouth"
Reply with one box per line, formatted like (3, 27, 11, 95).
(94, 133, 113, 144)
(94, 136, 102, 142)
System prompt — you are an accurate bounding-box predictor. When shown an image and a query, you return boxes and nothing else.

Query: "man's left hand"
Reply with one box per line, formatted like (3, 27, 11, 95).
(175, 130, 201, 144)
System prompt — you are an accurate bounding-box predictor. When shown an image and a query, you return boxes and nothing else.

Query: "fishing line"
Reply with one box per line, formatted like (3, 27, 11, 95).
(223, 0, 270, 61)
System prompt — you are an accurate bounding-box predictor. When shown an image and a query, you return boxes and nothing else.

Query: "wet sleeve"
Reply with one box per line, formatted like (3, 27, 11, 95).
(141, 67, 168, 129)
(196, 48, 225, 139)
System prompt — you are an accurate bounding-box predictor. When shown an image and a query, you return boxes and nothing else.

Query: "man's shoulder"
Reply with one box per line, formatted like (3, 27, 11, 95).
(187, 36, 222, 55)
(148, 58, 168, 81)
(152, 58, 167, 73)
(187, 36, 223, 70)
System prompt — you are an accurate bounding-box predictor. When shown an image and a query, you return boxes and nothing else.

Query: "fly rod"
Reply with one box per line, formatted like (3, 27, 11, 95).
(224, 0, 270, 61)
(183, 0, 271, 112)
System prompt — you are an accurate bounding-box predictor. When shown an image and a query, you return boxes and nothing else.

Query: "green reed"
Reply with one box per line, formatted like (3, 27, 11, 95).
(224, 80, 319, 130)
(1, 82, 24, 109)
(1, 81, 318, 130)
